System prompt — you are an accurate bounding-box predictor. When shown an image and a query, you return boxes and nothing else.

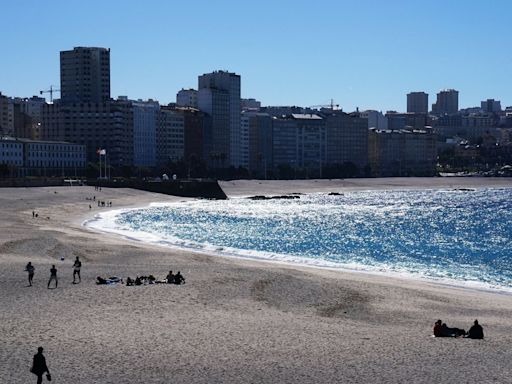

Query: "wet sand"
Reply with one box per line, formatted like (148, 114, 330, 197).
(1, 178, 512, 383)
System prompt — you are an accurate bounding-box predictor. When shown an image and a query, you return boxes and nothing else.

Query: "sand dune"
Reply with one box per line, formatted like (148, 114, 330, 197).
(1, 178, 512, 383)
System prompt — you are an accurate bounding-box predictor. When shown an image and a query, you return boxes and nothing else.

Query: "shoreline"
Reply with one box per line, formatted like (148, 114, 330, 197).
(83, 194, 512, 296)
(2, 178, 512, 383)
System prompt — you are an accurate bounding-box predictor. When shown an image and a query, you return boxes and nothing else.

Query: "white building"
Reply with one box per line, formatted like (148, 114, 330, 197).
(176, 89, 198, 109)
(361, 110, 388, 130)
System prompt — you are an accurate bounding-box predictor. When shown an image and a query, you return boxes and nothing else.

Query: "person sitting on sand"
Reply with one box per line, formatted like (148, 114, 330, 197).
(433, 320, 443, 337)
(25, 262, 35, 286)
(126, 277, 134, 286)
(134, 276, 142, 286)
(166, 270, 175, 284)
(466, 319, 484, 339)
(173, 271, 185, 285)
(441, 323, 465, 337)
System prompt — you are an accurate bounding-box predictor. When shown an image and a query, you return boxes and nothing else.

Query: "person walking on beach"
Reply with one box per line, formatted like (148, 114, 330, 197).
(73, 256, 82, 284)
(47, 265, 58, 289)
(25, 262, 35, 286)
(31, 347, 51, 384)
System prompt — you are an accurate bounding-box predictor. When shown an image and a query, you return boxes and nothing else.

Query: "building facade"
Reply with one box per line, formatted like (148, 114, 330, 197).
(407, 92, 429, 114)
(0, 92, 14, 136)
(132, 100, 159, 167)
(156, 107, 185, 166)
(323, 111, 368, 169)
(272, 114, 326, 177)
(481, 99, 501, 113)
(0, 137, 85, 177)
(176, 89, 198, 109)
(42, 98, 134, 167)
(60, 47, 111, 103)
(198, 70, 241, 167)
(432, 89, 459, 115)
(368, 128, 436, 176)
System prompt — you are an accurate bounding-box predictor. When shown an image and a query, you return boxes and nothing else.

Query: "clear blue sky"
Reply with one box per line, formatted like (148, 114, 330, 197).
(1, 0, 511, 112)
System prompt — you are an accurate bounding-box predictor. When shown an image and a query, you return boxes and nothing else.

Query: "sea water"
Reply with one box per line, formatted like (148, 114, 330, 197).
(87, 188, 512, 291)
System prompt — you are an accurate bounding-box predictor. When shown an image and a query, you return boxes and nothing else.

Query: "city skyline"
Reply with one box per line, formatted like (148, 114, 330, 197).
(1, 0, 511, 111)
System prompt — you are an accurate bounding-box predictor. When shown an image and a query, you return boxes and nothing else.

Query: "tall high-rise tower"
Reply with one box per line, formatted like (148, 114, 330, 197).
(197, 70, 241, 167)
(60, 47, 111, 103)
(432, 89, 458, 115)
(407, 92, 428, 114)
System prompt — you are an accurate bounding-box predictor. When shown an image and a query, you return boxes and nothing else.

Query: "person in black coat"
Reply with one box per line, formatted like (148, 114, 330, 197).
(466, 319, 484, 339)
(31, 347, 50, 384)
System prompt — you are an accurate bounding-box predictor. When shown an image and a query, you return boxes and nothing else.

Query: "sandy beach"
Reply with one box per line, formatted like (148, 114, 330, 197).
(1, 177, 512, 383)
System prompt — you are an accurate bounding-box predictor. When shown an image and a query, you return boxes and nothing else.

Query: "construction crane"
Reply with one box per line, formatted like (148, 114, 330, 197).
(309, 99, 340, 110)
(40, 85, 60, 103)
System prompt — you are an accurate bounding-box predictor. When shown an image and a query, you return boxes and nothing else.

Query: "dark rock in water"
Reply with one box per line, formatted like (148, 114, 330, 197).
(248, 195, 301, 200)
(328, 192, 343, 196)
(453, 188, 475, 192)
(248, 195, 269, 200)
(272, 195, 300, 200)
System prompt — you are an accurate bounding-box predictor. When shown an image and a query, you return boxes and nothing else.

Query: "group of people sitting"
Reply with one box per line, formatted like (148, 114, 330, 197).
(165, 270, 185, 285)
(96, 271, 185, 286)
(433, 319, 484, 339)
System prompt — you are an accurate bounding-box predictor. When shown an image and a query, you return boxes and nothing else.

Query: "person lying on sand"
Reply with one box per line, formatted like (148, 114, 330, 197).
(433, 320, 466, 337)
(96, 276, 123, 285)
(438, 322, 466, 337)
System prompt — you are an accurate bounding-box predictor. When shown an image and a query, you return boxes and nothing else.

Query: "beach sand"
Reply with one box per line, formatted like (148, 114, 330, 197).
(1, 178, 512, 383)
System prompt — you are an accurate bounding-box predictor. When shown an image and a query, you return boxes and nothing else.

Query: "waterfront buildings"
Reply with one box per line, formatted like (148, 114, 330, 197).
(198, 70, 241, 167)
(0, 136, 85, 177)
(407, 92, 428, 114)
(43, 47, 134, 168)
(156, 106, 185, 166)
(272, 114, 326, 177)
(368, 128, 436, 176)
(42, 98, 134, 167)
(132, 99, 159, 167)
(60, 47, 111, 103)
(323, 110, 368, 169)
(241, 111, 272, 175)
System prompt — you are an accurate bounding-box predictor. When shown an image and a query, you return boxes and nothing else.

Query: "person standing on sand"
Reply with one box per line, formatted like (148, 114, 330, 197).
(25, 262, 35, 286)
(47, 265, 58, 289)
(73, 256, 82, 283)
(31, 347, 50, 384)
